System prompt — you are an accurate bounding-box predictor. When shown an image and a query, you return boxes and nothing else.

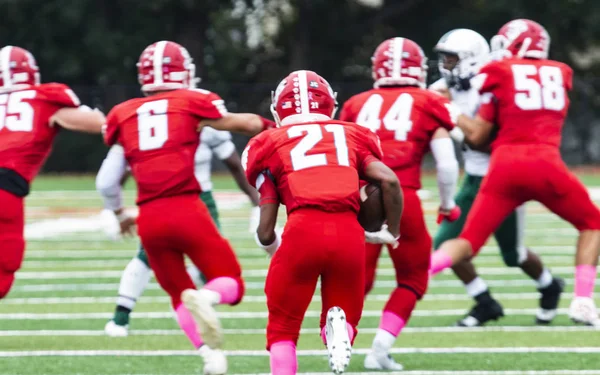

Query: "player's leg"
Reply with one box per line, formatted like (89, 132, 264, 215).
(0, 191, 25, 299)
(105, 244, 152, 337)
(319, 212, 366, 374)
(266, 213, 325, 375)
(494, 205, 563, 324)
(365, 189, 427, 371)
(536, 170, 600, 326)
(364, 243, 382, 295)
(434, 175, 504, 326)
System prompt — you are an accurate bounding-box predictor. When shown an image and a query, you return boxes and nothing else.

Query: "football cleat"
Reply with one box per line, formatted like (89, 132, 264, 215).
(182, 289, 224, 349)
(325, 307, 352, 374)
(456, 297, 504, 327)
(104, 320, 129, 337)
(569, 297, 600, 327)
(198, 345, 227, 375)
(364, 351, 404, 371)
(536, 277, 564, 324)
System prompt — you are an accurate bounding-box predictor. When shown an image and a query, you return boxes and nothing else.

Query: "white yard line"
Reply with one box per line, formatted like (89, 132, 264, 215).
(1, 325, 598, 337)
(0, 308, 593, 320)
(2, 347, 600, 357)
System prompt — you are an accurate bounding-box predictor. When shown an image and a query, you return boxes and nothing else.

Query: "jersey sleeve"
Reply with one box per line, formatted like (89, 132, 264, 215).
(185, 89, 229, 120)
(477, 93, 498, 123)
(95, 145, 127, 211)
(428, 93, 456, 130)
(476, 61, 507, 96)
(256, 171, 280, 206)
(38, 83, 81, 108)
(354, 125, 383, 175)
(103, 108, 120, 146)
(204, 128, 236, 160)
(242, 133, 270, 188)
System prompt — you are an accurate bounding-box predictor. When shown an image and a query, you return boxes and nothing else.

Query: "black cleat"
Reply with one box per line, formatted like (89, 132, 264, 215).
(536, 276, 565, 324)
(456, 292, 505, 327)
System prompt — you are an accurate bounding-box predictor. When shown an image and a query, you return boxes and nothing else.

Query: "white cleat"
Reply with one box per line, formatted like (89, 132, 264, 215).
(198, 345, 227, 375)
(104, 320, 129, 337)
(569, 297, 600, 327)
(364, 351, 404, 371)
(325, 306, 352, 374)
(182, 289, 224, 349)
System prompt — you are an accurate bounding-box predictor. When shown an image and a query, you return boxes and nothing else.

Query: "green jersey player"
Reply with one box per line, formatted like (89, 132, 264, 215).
(431, 28, 563, 326)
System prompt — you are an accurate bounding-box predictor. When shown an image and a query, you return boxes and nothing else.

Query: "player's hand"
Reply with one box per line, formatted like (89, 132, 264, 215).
(365, 224, 400, 249)
(115, 209, 136, 236)
(437, 205, 461, 224)
(249, 206, 260, 233)
(254, 229, 282, 258)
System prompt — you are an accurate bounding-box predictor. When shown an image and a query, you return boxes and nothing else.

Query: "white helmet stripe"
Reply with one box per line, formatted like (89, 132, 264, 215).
(297, 70, 310, 115)
(1, 46, 13, 87)
(392, 37, 404, 79)
(153, 41, 168, 86)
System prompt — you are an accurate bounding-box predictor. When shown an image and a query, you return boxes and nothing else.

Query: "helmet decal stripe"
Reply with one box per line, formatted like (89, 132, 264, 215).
(392, 37, 404, 79)
(1, 46, 13, 88)
(298, 70, 310, 115)
(153, 41, 168, 86)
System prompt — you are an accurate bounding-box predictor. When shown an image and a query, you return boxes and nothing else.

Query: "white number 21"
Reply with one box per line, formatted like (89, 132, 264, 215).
(288, 124, 349, 171)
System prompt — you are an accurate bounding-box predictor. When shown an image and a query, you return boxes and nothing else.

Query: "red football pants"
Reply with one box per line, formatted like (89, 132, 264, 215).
(265, 208, 365, 350)
(365, 188, 431, 321)
(461, 146, 600, 253)
(0, 189, 25, 299)
(137, 194, 244, 308)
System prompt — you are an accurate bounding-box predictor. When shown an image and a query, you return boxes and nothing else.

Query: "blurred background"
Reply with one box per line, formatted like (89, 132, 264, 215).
(2, 0, 600, 172)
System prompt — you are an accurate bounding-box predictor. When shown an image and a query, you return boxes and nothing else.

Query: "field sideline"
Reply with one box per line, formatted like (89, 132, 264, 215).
(2, 172, 600, 375)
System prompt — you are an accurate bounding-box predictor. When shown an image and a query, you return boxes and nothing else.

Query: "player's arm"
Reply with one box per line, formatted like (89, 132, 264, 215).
(455, 113, 495, 149)
(200, 113, 275, 136)
(363, 161, 402, 239)
(253, 172, 281, 257)
(430, 128, 460, 223)
(50, 106, 105, 133)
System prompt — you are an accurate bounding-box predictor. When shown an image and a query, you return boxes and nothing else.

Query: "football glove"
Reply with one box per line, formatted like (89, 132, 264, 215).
(365, 224, 400, 248)
(437, 205, 461, 224)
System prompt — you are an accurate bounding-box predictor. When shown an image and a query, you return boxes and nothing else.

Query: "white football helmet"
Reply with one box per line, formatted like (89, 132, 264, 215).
(434, 29, 490, 90)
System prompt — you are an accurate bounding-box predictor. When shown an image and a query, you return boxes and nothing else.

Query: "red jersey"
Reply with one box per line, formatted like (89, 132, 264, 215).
(476, 58, 572, 150)
(104, 88, 227, 205)
(0, 83, 80, 182)
(243, 118, 383, 214)
(340, 87, 455, 189)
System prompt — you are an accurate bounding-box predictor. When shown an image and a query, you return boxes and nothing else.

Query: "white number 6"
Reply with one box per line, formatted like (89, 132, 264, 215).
(137, 100, 169, 151)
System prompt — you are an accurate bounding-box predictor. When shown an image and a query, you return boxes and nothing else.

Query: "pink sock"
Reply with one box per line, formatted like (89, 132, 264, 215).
(270, 341, 297, 375)
(379, 311, 406, 336)
(320, 323, 355, 345)
(430, 249, 454, 276)
(575, 265, 597, 298)
(204, 277, 240, 305)
(175, 303, 203, 348)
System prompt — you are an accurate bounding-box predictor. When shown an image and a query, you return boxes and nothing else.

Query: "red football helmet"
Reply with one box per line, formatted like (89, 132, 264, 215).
(491, 19, 550, 60)
(137, 40, 198, 93)
(0, 46, 40, 93)
(372, 37, 427, 88)
(271, 70, 338, 126)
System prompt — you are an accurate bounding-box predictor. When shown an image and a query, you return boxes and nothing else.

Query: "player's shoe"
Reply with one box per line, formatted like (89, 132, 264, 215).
(325, 306, 352, 374)
(569, 297, 600, 327)
(536, 276, 564, 324)
(364, 351, 404, 371)
(456, 297, 504, 327)
(182, 289, 224, 349)
(104, 320, 129, 337)
(198, 345, 227, 375)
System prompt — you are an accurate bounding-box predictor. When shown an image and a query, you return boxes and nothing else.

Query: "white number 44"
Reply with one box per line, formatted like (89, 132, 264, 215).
(355, 93, 413, 141)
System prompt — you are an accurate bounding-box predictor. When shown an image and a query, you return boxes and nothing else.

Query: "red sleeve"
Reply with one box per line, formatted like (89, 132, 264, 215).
(38, 83, 81, 108)
(256, 171, 279, 206)
(338, 98, 356, 122)
(428, 92, 455, 130)
(354, 125, 383, 174)
(476, 61, 507, 97)
(477, 93, 497, 123)
(185, 89, 228, 120)
(242, 132, 270, 188)
(103, 107, 120, 146)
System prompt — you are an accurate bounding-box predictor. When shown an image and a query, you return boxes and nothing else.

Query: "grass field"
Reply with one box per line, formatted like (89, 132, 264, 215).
(3, 172, 600, 375)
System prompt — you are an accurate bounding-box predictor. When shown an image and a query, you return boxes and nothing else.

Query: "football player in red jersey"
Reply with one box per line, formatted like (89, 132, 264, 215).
(339, 37, 460, 370)
(431, 19, 600, 327)
(243, 70, 403, 375)
(103, 40, 274, 375)
(0, 45, 105, 299)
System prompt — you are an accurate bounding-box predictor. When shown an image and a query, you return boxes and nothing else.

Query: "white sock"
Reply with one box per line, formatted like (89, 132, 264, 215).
(536, 268, 553, 289)
(465, 277, 489, 298)
(372, 329, 396, 353)
(116, 257, 152, 309)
